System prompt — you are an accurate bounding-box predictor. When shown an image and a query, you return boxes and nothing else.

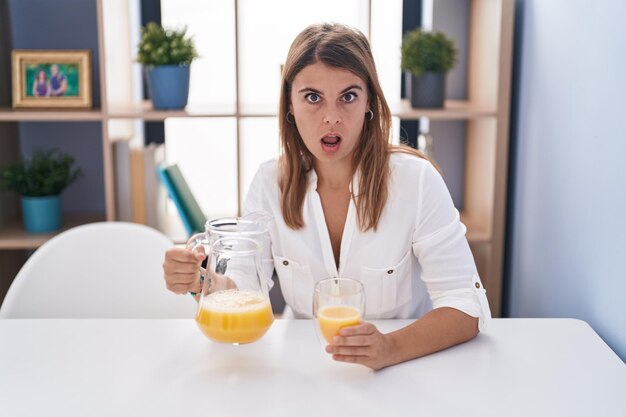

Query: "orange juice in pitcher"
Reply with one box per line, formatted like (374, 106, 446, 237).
(196, 289, 274, 344)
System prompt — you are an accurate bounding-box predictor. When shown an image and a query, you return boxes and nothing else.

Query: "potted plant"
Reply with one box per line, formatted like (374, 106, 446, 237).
(401, 29, 458, 108)
(0, 149, 82, 233)
(137, 22, 198, 110)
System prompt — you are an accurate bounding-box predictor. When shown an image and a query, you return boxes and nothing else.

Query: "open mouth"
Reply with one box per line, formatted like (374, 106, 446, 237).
(321, 133, 341, 152)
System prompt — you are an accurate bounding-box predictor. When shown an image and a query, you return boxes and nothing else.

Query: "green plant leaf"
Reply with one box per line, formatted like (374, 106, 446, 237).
(401, 29, 458, 76)
(0, 149, 83, 197)
(137, 22, 198, 66)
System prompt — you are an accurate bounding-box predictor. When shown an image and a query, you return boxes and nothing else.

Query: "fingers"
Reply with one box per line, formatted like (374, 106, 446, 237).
(326, 344, 370, 356)
(165, 271, 200, 286)
(338, 322, 376, 337)
(325, 322, 382, 366)
(164, 260, 201, 276)
(331, 335, 371, 346)
(188, 277, 203, 295)
(192, 246, 206, 260)
(331, 354, 369, 364)
(326, 322, 393, 371)
(167, 282, 196, 295)
(329, 323, 377, 348)
(166, 247, 203, 263)
(163, 247, 205, 295)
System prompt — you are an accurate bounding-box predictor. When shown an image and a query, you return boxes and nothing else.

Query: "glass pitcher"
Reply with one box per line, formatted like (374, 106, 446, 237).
(186, 212, 274, 344)
(191, 236, 274, 344)
(187, 210, 272, 276)
(188, 211, 273, 249)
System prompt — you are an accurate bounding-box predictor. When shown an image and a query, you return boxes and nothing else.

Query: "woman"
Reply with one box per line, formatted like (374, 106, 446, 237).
(32, 70, 50, 97)
(163, 23, 491, 370)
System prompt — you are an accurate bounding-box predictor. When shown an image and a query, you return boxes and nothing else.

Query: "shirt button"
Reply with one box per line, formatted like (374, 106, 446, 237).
(283, 260, 289, 266)
(387, 269, 394, 275)
(475, 282, 481, 289)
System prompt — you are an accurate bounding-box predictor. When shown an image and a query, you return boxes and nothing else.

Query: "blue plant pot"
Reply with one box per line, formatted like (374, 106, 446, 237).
(146, 65, 191, 110)
(21, 195, 62, 233)
(405, 70, 447, 108)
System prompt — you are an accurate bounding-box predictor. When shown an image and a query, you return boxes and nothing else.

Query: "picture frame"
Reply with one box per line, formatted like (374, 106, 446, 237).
(11, 50, 92, 109)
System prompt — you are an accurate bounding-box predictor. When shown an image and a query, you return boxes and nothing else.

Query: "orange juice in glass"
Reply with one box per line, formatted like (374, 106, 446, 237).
(313, 278, 365, 345)
(316, 305, 362, 343)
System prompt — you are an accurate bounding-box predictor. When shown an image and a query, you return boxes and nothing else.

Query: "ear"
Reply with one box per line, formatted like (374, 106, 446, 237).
(289, 102, 293, 113)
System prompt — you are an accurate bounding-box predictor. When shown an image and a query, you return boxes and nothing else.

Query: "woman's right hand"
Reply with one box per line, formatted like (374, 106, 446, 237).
(163, 246, 206, 295)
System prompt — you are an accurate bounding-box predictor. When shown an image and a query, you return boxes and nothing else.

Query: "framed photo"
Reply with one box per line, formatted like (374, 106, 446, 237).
(11, 50, 92, 109)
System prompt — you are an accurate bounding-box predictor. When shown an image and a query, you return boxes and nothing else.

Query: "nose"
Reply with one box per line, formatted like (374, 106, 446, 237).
(323, 104, 341, 125)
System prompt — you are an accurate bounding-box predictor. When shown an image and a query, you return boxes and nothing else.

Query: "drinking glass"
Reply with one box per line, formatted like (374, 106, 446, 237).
(313, 278, 365, 345)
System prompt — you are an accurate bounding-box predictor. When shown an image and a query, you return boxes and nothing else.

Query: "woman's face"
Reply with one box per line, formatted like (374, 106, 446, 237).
(289, 62, 369, 169)
(37, 71, 46, 81)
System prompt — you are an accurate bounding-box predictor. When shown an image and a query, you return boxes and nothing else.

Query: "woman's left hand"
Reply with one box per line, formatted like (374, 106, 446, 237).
(326, 322, 396, 371)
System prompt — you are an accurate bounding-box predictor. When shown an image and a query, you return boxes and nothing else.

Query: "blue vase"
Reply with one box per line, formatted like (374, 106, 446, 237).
(146, 65, 191, 110)
(21, 195, 62, 233)
(405, 70, 447, 108)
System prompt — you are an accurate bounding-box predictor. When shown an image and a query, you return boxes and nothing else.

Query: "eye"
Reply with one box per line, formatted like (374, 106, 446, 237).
(305, 93, 321, 104)
(342, 92, 357, 103)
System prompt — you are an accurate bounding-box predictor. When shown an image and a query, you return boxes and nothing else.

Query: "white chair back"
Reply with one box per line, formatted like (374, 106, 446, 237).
(0, 222, 197, 318)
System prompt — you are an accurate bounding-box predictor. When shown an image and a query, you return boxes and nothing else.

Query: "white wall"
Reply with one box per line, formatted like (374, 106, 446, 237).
(507, 0, 626, 361)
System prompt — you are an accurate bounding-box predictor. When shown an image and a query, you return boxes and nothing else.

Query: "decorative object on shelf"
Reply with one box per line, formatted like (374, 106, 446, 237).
(137, 23, 198, 110)
(11, 50, 92, 109)
(0, 149, 83, 233)
(417, 117, 435, 159)
(401, 29, 457, 108)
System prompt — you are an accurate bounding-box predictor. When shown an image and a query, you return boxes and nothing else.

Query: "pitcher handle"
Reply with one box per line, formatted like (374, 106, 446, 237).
(186, 232, 209, 297)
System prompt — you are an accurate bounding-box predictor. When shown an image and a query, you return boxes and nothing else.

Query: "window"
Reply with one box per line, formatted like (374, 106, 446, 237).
(161, 0, 402, 218)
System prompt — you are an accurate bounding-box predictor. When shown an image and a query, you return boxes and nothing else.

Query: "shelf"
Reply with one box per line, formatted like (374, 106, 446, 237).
(391, 100, 496, 120)
(0, 100, 489, 122)
(461, 211, 491, 243)
(107, 101, 236, 120)
(0, 107, 104, 122)
(0, 213, 106, 249)
(104, 99, 497, 121)
(197, 100, 496, 120)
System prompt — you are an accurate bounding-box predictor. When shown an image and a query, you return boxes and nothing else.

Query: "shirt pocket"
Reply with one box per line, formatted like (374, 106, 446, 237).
(360, 250, 413, 316)
(273, 255, 315, 316)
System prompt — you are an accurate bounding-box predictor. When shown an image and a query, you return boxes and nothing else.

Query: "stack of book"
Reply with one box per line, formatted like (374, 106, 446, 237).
(113, 140, 206, 237)
(113, 141, 166, 229)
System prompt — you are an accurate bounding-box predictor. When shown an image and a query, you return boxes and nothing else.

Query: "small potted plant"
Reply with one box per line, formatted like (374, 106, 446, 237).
(137, 22, 198, 110)
(401, 28, 458, 108)
(0, 149, 82, 233)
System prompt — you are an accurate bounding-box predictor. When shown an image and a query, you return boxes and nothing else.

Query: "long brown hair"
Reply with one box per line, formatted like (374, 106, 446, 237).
(279, 23, 430, 232)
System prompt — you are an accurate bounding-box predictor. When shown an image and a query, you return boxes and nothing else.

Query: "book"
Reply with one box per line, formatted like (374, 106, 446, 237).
(112, 139, 132, 221)
(156, 164, 207, 236)
(141, 144, 166, 228)
(120, 143, 166, 229)
(130, 149, 145, 224)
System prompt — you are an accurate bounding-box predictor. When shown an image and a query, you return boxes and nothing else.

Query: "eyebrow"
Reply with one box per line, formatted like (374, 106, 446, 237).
(297, 84, 363, 94)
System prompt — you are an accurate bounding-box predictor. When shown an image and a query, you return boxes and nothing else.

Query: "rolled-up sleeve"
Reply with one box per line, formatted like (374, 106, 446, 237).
(411, 162, 491, 331)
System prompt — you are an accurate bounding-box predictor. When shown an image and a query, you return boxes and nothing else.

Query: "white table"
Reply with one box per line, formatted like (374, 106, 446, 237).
(0, 319, 624, 417)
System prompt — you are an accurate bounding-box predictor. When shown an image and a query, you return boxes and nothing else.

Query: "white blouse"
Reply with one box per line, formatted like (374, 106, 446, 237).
(244, 153, 491, 330)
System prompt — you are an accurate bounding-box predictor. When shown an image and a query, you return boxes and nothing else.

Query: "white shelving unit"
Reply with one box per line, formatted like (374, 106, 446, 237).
(0, 0, 514, 315)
